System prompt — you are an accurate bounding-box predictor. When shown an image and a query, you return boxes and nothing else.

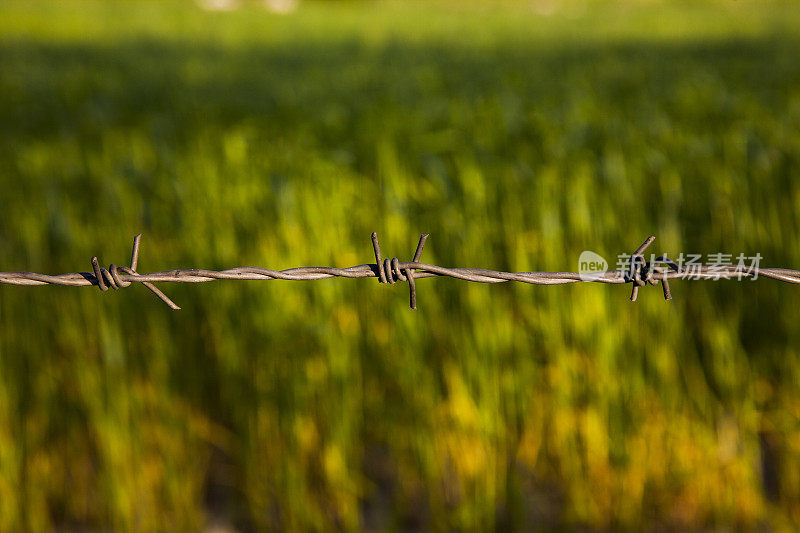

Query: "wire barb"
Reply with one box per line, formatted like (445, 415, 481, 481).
(1, 233, 800, 310)
(371, 232, 429, 309)
(628, 236, 655, 302)
(89, 235, 180, 310)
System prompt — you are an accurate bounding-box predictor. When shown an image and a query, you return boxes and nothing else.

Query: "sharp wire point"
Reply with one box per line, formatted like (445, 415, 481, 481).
(131, 234, 141, 271)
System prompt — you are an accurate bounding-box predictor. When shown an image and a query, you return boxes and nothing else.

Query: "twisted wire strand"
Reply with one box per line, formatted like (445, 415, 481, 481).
(1, 233, 799, 310)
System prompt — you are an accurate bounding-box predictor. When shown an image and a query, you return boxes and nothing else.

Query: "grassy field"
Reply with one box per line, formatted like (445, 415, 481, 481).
(1, 0, 800, 530)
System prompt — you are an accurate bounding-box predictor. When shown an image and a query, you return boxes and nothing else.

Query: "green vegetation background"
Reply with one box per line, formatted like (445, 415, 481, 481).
(1, 0, 800, 530)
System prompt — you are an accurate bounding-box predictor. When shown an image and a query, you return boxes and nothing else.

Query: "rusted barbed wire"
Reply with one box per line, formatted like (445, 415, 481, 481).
(1, 233, 800, 310)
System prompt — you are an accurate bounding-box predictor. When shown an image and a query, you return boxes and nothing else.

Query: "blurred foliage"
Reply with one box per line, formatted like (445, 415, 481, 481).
(1, 0, 800, 530)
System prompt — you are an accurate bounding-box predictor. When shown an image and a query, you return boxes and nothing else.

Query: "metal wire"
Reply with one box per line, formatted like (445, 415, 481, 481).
(1, 233, 799, 310)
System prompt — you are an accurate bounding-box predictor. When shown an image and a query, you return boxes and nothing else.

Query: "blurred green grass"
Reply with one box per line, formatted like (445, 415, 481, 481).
(1, 0, 800, 530)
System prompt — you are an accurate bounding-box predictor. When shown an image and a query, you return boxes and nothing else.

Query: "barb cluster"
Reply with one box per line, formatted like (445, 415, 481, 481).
(1, 233, 799, 310)
(625, 236, 679, 301)
(371, 232, 428, 309)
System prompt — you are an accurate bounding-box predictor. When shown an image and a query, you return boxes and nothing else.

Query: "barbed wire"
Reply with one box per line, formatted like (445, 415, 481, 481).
(1, 233, 799, 310)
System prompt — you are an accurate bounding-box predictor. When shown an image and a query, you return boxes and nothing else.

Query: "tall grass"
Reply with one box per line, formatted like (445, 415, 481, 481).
(1, 0, 800, 530)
